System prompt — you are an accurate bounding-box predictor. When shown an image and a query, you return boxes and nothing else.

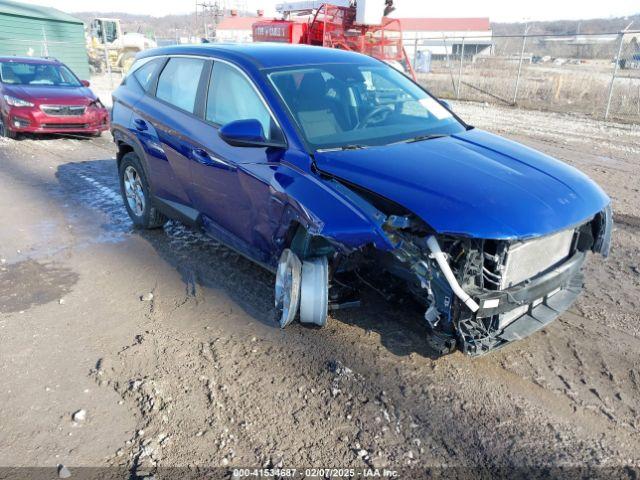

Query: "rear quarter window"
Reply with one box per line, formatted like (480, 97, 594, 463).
(129, 57, 163, 92)
(155, 58, 205, 114)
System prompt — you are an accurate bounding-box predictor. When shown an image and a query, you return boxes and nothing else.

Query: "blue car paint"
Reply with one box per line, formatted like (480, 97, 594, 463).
(131, 96, 195, 206)
(112, 44, 610, 271)
(314, 129, 610, 240)
(136, 43, 382, 72)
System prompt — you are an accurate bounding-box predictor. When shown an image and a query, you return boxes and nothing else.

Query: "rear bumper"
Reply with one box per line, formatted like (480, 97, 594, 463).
(5, 106, 110, 134)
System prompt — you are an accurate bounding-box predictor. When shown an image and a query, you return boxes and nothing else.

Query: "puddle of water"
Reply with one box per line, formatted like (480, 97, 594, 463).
(0, 260, 78, 314)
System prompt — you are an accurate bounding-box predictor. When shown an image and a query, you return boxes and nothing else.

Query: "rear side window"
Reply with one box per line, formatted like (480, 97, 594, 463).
(131, 58, 162, 92)
(156, 58, 205, 113)
(205, 62, 274, 139)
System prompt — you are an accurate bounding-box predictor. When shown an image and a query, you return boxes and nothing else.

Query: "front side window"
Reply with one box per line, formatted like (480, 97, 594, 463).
(268, 63, 465, 150)
(206, 62, 274, 140)
(0, 62, 81, 87)
(156, 57, 205, 113)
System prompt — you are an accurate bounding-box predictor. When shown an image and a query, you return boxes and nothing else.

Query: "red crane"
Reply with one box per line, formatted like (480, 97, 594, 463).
(252, 1, 416, 79)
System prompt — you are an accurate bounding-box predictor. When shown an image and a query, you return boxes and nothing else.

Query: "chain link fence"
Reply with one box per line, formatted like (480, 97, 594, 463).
(410, 31, 640, 123)
(0, 36, 94, 81)
(4, 29, 640, 123)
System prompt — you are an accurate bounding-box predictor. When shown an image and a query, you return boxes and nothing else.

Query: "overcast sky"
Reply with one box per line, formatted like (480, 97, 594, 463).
(20, 0, 639, 22)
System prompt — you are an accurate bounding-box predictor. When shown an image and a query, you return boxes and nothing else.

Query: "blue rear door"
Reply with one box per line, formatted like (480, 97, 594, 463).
(134, 56, 209, 208)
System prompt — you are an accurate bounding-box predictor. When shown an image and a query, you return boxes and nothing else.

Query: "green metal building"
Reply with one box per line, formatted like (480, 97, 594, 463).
(0, 0, 89, 79)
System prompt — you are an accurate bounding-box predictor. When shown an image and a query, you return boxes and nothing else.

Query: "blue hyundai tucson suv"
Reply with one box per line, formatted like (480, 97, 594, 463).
(111, 44, 612, 356)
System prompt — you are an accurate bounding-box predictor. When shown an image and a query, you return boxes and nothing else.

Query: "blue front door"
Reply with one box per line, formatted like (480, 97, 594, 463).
(188, 61, 287, 260)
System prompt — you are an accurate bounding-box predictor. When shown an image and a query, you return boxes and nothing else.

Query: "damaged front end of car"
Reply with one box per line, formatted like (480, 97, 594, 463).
(274, 129, 613, 356)
(297, 177, 613, 356)
(372, 204, 612, 356)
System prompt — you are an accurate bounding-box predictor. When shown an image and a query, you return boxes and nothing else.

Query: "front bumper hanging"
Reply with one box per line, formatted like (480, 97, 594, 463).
(458, 251, 586, 356)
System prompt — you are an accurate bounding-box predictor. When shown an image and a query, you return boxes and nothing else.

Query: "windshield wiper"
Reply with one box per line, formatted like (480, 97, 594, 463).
(394, 133, 449, 145)
(317, 135, 448, 152)
(317, 144, 369, 152)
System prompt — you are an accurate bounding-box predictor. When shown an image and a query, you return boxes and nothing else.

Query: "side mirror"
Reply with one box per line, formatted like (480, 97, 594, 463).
(439, 99, 452, 111)
(219, 119, 284, 148)
(81, 80, 91, 87)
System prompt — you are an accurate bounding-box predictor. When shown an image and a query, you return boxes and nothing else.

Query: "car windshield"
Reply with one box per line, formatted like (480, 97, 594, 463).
(268, 63, 465, 150)
(0, 61, 81, 87)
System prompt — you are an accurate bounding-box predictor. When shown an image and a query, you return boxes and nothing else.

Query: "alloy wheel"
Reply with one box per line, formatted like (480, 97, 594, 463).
(123, 165, 146, 216)
(275, 249, 302, 328)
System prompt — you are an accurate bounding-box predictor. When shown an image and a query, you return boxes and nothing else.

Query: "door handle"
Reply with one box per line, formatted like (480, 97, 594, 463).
(191, 148, 236, 171)
(134, 118, 148, 131)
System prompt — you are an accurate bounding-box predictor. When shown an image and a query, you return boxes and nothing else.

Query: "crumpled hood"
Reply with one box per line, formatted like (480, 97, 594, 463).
(315, 128, 610, 239)
(3, 84, 95, 104)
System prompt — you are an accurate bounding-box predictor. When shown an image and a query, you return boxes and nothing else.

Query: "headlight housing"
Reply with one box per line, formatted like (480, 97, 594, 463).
(4, 95, 34, 108)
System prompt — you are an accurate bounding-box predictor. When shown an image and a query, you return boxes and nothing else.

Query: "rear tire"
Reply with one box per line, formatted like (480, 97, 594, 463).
(118, 152, 167, 229)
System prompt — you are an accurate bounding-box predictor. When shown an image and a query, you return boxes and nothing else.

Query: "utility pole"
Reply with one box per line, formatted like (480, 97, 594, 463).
(197, 1, 223, 41)
(456, 37, 465, 99)
(605, 21, 633, 120)
(194, 0, 198, 41)
(513, 23, 530, 105)
(203, 3, 209, 40)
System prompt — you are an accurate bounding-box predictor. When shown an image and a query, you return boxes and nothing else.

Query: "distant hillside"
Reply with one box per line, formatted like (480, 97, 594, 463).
(72, 11, 253, 40)
(72, 11, 640, 41)
(492, 14, 640, 36)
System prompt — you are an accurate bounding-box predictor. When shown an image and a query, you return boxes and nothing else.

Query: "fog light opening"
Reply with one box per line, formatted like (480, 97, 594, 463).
(13, 117, 31, 128)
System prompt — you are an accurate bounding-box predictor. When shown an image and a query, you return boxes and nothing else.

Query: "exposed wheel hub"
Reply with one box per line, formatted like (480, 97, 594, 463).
(300, 256, 329, 327)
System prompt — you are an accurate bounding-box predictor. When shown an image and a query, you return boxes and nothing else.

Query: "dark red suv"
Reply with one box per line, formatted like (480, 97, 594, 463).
(0, 56, 109, 138)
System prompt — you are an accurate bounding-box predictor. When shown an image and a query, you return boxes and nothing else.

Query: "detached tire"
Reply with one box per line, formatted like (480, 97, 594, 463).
(118, 152, 166, 229)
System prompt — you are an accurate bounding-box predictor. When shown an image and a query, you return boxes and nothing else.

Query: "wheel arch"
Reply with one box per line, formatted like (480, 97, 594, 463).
(113, 129, 154, 193)
(268, 166, 397, 268)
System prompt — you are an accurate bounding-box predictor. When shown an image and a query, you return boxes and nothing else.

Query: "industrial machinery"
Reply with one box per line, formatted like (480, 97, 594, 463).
(88, 18, 157, 74)
(252, 0, 416, 78)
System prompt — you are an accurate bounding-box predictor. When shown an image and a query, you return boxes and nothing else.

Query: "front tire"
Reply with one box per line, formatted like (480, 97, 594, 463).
(0, 115, 17, 139)
(118, 152, 167, 229)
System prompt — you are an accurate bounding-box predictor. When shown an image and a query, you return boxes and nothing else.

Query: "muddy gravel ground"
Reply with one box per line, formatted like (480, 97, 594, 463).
(0, 103, 639, 479)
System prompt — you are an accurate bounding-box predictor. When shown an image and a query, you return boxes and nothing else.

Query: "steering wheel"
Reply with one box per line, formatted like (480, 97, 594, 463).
(356, 104, 394, 129)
